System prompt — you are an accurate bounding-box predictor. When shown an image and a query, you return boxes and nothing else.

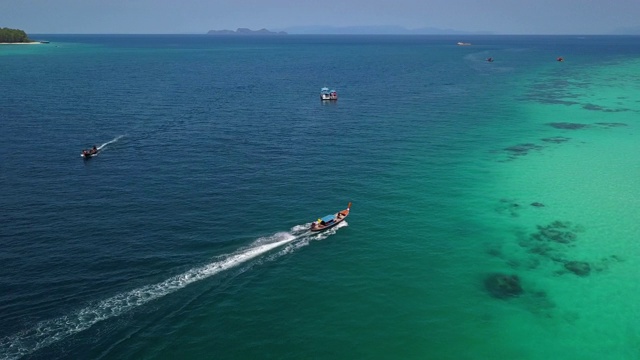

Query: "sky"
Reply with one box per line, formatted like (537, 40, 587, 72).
(2, 0, 639, 35)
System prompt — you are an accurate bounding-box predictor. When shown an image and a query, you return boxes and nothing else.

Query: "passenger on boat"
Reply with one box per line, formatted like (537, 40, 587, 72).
(90, 145, 97, 154)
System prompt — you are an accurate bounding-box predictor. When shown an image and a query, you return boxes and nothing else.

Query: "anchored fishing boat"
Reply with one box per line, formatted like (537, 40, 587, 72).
(320, 87, 338, 101)
(310, 202, 351, 232)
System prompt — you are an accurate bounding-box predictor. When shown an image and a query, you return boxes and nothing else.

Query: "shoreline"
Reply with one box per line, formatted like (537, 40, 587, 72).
(0, 42, 45, 45)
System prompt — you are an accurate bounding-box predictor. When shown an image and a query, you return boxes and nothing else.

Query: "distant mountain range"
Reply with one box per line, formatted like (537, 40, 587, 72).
(206, 26, 491, 36)
(207, 28, 287, 35)
(207, 26, 639, 36)
(275, 25, 493, 35)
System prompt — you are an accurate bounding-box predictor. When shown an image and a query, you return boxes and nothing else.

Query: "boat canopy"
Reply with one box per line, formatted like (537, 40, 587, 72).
(321, 87, 330, 92)
(321, 214, 335, 222)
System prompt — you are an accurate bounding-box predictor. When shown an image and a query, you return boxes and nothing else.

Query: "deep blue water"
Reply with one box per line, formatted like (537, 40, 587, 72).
(1, 34, 639, 359)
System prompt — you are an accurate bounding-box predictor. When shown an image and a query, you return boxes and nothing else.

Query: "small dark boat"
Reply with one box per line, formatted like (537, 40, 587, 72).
(81, 147, 100, 159)
(557, 57, 564, 62)
(486, 57, 494, 62)
(310, 202, 351, 232)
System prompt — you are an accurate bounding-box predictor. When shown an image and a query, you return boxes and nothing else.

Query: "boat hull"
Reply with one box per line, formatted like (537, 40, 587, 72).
(310, 216, 346, 232)
(310, 203, 351, 232)
(81, 151, 99, 159)
(320, 87, 338, 101)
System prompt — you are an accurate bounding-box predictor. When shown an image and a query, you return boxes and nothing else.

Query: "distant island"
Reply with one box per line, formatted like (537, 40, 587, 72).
(207, 28, 287, 35)
(273, 25, 492, 35)
(0, 27, 33, 43)
(207, 26, 489, 36)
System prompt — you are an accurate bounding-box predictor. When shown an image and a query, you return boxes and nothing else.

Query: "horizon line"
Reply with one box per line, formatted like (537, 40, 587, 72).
(28, 32, 637, 36)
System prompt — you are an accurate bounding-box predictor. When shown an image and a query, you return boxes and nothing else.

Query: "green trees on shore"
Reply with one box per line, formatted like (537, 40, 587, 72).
(0, 27, 32, 43)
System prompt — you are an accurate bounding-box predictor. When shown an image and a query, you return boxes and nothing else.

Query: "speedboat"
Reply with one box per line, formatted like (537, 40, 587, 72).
(310, 202, 351, 232)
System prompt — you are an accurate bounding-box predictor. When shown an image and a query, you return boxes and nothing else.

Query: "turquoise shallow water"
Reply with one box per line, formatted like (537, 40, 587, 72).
(1, 35, 639, 359)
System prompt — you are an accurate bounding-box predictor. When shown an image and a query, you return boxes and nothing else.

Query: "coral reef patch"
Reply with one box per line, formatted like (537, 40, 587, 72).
(547, 122, 588, 130)
(582, 103, 629, 112)
(531, 221, 578, 244)
(484, 273, 523, 299)
(563, 261, 591, 276)
(594, 122, 628, 128)
(541, 136, 570, 144)
(495, 198, 545, 217)
(504, 143, 544, 157)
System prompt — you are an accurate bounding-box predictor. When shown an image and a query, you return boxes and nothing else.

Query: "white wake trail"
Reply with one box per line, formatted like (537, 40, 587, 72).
(97, 135, 125, 150)
(0, 228, 321, 360)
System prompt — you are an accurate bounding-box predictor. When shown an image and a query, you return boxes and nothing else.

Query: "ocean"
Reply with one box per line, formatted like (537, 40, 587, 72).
(1, 34, 639, 359)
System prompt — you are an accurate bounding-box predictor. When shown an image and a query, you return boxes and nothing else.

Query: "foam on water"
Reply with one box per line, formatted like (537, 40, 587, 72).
(0, 224, 341, 360)
(97, 135, 125, 151)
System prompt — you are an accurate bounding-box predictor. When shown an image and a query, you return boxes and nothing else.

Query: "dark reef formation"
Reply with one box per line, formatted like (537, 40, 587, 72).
(595, 122, 628, 128)
(499, 118, 628, 163)
(509, 220, 623, 277)
(541, 136, 570, 144)
(521, 220, 581, 263)
(500, 135, 572, 162)
(504, 143, 544, 157)
(531, 221, 578, 245)
(484, 101, 633, 316)
(564, 261, 591, 276)
(546, 122, 588, 130)
(583, 104, 629, 112)
(544, 121, 628, 131)
(495, 198, 546, 217)
(484, 273, 523, 299)
(495, 198, 521, 217)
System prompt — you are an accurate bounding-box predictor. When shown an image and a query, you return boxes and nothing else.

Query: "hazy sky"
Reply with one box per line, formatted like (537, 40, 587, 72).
(2, 0, 639, 34)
